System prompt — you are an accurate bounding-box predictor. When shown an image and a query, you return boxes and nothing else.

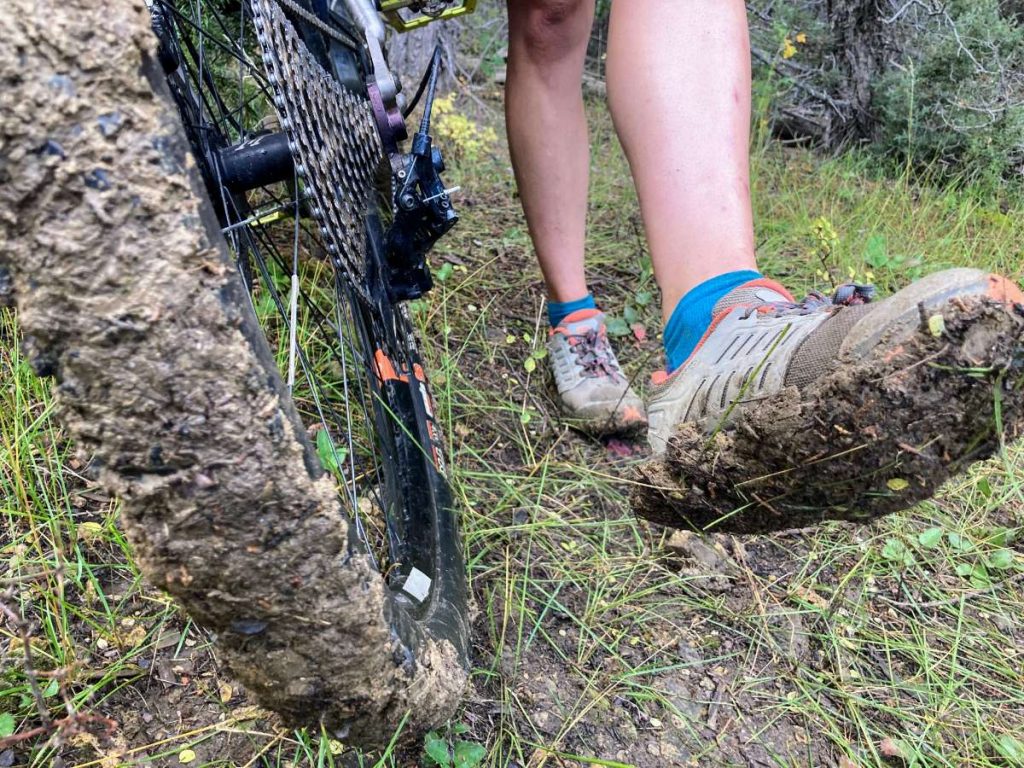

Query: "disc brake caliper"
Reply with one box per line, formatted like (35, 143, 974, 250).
(385, 129, 457, 301)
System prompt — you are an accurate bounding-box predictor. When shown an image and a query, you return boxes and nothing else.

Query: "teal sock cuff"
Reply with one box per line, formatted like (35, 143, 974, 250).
(664, 270, 761, 373)
(548, 293, 597, 327)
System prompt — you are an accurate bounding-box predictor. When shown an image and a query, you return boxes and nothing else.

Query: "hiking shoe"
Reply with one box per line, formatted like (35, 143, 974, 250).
(647, 268, 1024, 454)
(547, 309, 647, 436)
(636, 267, 1024, 533)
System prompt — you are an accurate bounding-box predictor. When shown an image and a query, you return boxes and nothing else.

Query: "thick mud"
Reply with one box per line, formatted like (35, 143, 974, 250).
(632, 299, 1024, 533)
(0, 0, 464, 746)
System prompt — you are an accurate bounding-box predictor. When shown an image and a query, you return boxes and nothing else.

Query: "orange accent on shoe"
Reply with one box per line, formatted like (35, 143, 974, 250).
(374, 350, 407, 383)
(622, 405, 644, 423)
(987, 274, 1024, 305)
(413, 363, 428, 382)
(549, 308, 603, 337)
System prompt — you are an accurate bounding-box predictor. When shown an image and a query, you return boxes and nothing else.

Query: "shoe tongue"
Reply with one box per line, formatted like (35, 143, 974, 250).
(712, 279, 795, 315)
(559, 308, 604, 335)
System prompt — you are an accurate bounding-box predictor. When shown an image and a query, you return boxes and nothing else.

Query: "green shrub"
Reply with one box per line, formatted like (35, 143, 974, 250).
(749, 0, 1024, 185)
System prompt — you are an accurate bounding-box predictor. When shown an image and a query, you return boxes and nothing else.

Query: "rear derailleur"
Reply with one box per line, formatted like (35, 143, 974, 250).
(379, 49, 458, 302)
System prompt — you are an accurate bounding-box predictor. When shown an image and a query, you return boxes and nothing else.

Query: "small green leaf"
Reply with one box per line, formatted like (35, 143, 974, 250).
(634, 290, 653, 307)
(987, 548, 1014, 570)
(986, 526, 1016, 548)
(917, 527, 943, 549)
(43, 679, 59, 698)
(523, 357, 537, 374)
(451, 723, 470, 735)
(435, 263, 454, 283)
(532, 347, 548, 360)
(969, 562, 991, 589)
(178, 749, 197, 764)
(605, 316, 630, 337)
(882, 538, 907, 562)
(423, 731, 452, 767)
(316, 429, 346, 474)
(519, 410, 532, 425)
(505, 334, 516, 344)
(994, 734, 1024, 762)
(864, 234, 889, 268)
(453, 741, 487, 768)
(886, 477, 909, 492)
(927, 313, 946, 338)
(0, 712, 15, 738)
(623, 304, 638, 325)
(947, 532, 974, 552)
(977, 476, 993, 498)
(955, 562, 974, 578)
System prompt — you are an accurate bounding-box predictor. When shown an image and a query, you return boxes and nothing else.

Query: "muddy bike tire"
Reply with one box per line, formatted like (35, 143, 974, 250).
(0, 0, 468, 748)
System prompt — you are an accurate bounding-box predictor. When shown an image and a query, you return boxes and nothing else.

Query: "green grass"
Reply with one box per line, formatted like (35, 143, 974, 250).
(4, 83, 1024, 768)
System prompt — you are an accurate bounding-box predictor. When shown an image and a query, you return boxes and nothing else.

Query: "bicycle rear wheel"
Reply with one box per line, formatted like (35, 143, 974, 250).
(1, 0, 467, 747)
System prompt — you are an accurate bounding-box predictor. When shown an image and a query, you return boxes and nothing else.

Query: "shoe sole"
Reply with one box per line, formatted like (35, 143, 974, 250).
(842, 268, 1024, 359)
(558, 405, 649, 439)
(631, 291, 1024, 533)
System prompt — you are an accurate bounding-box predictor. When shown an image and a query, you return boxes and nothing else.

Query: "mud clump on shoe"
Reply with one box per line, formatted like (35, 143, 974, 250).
(631, 298, 1024, 534)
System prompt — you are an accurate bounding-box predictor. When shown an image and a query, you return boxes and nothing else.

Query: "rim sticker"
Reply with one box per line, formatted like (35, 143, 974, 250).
(402, 567, 432, 602)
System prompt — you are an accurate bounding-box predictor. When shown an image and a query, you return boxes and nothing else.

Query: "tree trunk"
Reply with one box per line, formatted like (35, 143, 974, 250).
(388, 20, 462, 96)
(828, 0, 887, 143)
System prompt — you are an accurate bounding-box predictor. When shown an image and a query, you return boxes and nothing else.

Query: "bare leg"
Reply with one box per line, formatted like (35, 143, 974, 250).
(606, 0, 758, 323)
(506, 0, 596, 303)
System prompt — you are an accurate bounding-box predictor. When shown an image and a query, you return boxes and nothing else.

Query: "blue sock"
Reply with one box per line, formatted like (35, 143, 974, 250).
(548, 293, 597, 328)
(664, 270, 762, 373)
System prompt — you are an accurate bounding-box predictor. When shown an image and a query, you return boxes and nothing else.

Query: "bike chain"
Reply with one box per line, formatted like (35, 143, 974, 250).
(252, 0, 385, 301)
(272, 0, 360, 49)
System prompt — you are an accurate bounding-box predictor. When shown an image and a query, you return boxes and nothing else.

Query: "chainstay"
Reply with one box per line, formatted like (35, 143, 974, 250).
(252, 0, 385, 303)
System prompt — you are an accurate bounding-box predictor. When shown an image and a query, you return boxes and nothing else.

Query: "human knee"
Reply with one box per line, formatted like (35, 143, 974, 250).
(510, 0, 592, 62)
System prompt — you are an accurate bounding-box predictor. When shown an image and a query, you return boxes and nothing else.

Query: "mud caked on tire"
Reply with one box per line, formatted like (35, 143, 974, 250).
(0, 0, 468, 746)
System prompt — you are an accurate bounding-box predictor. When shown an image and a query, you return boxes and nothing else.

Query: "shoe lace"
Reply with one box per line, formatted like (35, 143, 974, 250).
(740, 283, 875, 319)
(567, 327, 624, 382)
